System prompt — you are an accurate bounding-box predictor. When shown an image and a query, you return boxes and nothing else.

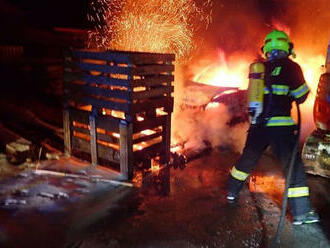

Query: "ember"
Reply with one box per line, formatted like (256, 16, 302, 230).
(88, 0, 213, 59)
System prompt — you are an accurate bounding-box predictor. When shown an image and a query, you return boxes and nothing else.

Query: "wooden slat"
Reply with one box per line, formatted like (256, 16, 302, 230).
(67, 61, 132, 75)
(97, 134, 120, 145)
(64, 72, 131, 87)
(72, 50, 175, 65)
(89, 112, 98, 166)
(129, 53, 175, 65)
(95, 115, 120, 133)
(133, 132, 162, 144)
(119, 121, 133, 180)
(64, 72, 173, 88)
(133, 115, 167, 133)
(71, 126, 89, 134)
(68, 83, 131, 101)
(63, 110, 71, 156)
(132, 86, 173, 100)
(161, 114, 171, 164)
(72, 126, 119, 145)
(70, 136, 88, 155)
(66, 61, 174, 77)
(72, 50, 132, 64)
(70, 108, 121, 132)
(63, 81, 71, 105)
(133, 142, 164, 161)
(131, 97, 173, 114)
(69, 108, 90, 124)
(68, 96, 131, 113)
(72, 136, 120, 164)
(133, 64, 174, 75)
(133, 75, 174, 87)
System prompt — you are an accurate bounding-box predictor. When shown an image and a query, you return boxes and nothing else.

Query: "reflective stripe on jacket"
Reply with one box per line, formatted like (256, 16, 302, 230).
(230, 166, 249, 181)
(264, 82, 309, 99)
(262, 82, 309, 126)
(266, 116, 295, 126)
(290, 83, 310, 99)
(288, 186, 309, 198)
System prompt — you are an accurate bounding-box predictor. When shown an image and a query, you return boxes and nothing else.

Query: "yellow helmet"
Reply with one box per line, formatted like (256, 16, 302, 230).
(263, 30, 292, 56)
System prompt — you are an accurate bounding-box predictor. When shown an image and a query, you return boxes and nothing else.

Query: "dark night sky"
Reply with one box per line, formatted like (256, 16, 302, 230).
(1, 0, 281, 30)
(1, 0, 329, 55)
(1, 0, 90, 28)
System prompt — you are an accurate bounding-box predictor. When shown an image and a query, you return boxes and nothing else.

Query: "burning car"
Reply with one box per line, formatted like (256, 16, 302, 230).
(170, 81, 248, 167)
(181, 80, 248, 125)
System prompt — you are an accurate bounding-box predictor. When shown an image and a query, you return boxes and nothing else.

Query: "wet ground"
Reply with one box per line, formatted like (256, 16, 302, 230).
(4, 149, 323, 248)
(0, 156, 133, 248)
(1, 50, 329, 248)
(0, 149, 329, 248)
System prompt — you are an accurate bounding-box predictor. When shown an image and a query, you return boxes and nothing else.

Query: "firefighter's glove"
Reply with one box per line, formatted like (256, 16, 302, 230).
(248, 107, 258, 124)
(248, 107, 256, 117)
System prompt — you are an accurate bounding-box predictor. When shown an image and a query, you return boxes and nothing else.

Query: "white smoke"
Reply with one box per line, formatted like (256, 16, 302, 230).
(172, 103, 248, 153)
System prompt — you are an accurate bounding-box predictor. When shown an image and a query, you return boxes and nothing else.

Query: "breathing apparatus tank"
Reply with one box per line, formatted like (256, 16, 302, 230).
(247, 62, 265, 124)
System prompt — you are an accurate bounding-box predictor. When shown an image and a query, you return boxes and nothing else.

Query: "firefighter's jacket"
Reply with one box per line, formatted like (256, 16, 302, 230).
(260, 58, 310, 126)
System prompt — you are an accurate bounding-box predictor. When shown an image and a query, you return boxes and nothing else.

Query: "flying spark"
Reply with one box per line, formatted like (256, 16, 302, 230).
(88, 0, 212, 61)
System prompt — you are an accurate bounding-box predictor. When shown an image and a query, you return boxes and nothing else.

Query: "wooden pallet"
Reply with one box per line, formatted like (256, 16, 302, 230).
(63, 49, 175, 179)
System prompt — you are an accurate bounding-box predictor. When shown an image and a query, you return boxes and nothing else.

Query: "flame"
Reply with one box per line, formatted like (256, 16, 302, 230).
(170, 145, 182, 153)
(293, 52, 325, 139)
(296, 54, 325, 97)
(150, 158, 161, 173)
(136, 115, 144, 121)
(205, 102, 220, 110)
(192, 49, 250, 89)
(271, 20, 291, 36)
(189, 44, 325, 144)
(133, 136, 162, 152)
(156, 108, 167, 116)
(140, 129, 156, 135)
(192, 49, 324, 95)
(113, 133, 120, 138)
(150, 164, 160, 173)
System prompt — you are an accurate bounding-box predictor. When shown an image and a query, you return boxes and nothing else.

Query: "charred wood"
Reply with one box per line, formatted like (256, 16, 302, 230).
(170, 143, 212, 169)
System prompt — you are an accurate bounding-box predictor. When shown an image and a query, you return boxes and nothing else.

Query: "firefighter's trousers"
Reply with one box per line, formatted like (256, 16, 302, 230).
(228, 125, 311, 217)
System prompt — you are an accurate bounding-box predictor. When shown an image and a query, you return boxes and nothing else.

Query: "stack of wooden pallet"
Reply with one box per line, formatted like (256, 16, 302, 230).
(63, 49, 175, 179)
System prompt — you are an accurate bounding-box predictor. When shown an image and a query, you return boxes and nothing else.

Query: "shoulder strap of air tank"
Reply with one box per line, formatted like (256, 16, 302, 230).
(259, 61, 273, 125)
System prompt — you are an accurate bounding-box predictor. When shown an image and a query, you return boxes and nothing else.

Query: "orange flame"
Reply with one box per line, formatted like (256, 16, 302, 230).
(271, 20, 291, 36)
(191, 49, 250, 89)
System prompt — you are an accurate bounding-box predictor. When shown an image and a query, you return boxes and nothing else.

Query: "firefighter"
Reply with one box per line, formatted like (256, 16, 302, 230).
(227, 30, 320, 225)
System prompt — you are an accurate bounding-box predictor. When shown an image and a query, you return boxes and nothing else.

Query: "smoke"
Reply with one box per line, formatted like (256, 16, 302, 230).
(173, 0, 268, 153)
(281, 0, 330, 55)
(197, 0, 330, 57)
(172, 104, 249, 153)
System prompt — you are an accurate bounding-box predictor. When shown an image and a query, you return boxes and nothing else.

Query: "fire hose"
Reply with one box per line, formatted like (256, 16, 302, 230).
(271, 100, 301, 248)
